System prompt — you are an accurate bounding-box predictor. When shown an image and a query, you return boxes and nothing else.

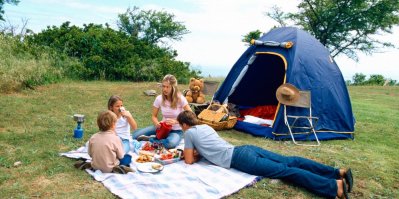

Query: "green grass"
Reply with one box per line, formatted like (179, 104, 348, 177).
(0, 82, 398, 198)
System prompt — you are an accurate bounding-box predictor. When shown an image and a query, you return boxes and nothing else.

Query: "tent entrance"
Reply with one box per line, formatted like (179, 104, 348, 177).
(228, 52, 286, 121)
(229, 52, 286, 107)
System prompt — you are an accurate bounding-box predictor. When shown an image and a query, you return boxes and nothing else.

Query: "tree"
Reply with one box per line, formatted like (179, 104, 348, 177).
(365, 74, 385, 85)
(387, 79, 397, 86)
(265, 5, 288, 28)
(0, 17, 32, 38)
(352, 73, 366, 85)
(241, 30, 262, 45)
(266, 0, 399, 61)
(117, 7, 190, 45)
(0, 0, 19, 21)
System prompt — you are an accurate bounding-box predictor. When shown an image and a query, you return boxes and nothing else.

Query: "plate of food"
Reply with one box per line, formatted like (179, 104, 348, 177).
(136, 162, 164, 173)
(136, 150, 155, 163)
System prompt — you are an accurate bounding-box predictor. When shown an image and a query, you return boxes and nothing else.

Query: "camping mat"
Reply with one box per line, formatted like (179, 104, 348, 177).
(60, 145, 261, 199)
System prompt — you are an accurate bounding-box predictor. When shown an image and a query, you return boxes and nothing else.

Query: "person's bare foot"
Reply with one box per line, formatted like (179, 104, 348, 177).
(337, 179, 350, 199)
(339, 169, 345, 177)
(337, 180, 344, 198)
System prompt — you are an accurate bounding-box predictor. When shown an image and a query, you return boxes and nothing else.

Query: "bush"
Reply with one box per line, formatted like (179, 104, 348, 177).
(365, 74, 385, 86)
(0, 34, 82, 93)
(26, 22, 200, 81)
(351, 73, 398, 86)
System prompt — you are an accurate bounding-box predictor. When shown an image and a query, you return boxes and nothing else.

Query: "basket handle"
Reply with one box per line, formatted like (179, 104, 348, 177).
(206, 103, 228, 114)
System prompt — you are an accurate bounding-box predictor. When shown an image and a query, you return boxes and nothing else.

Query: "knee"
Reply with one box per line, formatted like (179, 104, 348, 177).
(163, 142, 177, 149)
(163, 135, 182, 149)
(132, 126, 154, 139)
(132, 129, 142, 139)
(288, 156, 307, 165)
(132, 132, 140, 139)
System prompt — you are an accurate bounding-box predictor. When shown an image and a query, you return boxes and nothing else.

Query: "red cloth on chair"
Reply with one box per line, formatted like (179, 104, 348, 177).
(239, 105, 277, 120)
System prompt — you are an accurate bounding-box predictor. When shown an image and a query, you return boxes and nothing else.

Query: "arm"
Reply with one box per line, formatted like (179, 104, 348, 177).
(183, 104, 192, 111)
(115, 138, 125, 159)
(151, 106, 161, 128)
(88, 141, 93, 157)
(121, 110, 138, 131)
(183, 148, 200, 164)
(181, 94, 192, 112)
(183, 127, 201, 164)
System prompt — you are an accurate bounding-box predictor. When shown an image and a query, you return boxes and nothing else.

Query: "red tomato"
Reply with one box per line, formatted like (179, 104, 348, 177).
(142, 142, 154, 151)
(160, 153, 173, 160)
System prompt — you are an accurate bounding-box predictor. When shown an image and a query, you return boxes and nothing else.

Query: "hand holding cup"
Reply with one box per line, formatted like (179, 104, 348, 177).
(119, 107, 132, 118)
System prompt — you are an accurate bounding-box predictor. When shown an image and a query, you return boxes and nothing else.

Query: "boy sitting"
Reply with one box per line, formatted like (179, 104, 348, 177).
(74, 110, 133, 174)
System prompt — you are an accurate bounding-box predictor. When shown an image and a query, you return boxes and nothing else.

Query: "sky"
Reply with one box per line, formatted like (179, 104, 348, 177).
(3, 0, 399, 81)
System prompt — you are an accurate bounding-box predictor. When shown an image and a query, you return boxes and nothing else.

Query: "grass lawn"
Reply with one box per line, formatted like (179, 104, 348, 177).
(0, 81, 398, 198)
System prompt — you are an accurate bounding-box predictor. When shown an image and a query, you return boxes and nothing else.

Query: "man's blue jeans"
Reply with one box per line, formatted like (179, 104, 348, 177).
(132, 125, 182, 149)
(231, 145, 340, 198)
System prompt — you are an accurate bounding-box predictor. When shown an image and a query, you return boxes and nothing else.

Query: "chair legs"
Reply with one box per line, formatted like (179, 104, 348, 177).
(285, 116, 320, 146)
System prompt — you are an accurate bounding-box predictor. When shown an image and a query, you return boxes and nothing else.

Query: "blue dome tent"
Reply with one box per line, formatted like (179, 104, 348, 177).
(214, 27, 355, 141)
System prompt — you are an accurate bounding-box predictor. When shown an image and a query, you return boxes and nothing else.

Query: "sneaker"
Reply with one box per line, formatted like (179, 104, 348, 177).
(137, 135, 151, 141)
(74, 160, 85, 169)
(112, 165, 126, 174)
(74, 160, 92, 170)
(80, 162, 92, 170)
(120, 165, 135, 173)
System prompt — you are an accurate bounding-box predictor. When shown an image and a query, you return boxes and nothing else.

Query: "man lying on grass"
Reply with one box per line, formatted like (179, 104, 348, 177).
(177, 110, 354, 199)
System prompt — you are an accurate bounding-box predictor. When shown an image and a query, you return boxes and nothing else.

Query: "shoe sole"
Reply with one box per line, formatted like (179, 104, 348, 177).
(112, 166, 126, 174)
(74, 160, 84, 169)
(121, 165, 135, 173)
(344, 169, 353, 192)
(137, 136, 150, 141)
(342, 180, 350, 199)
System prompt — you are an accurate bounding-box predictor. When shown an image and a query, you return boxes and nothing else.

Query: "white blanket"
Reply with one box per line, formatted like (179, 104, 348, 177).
(244, 115, 273, 126)
(60, 145, 260, 199)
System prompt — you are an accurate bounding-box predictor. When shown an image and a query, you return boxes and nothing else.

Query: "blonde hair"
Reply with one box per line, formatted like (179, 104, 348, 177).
(97, 110, 117, 131)
(162, 74, 180, 109)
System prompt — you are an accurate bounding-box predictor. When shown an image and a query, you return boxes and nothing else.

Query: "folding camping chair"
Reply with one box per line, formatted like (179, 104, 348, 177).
(283, 91, 320, 146)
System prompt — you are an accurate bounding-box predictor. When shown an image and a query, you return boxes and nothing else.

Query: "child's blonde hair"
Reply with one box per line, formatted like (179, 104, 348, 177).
(97, 110, 117, 131)
(162, 74, 180, 109)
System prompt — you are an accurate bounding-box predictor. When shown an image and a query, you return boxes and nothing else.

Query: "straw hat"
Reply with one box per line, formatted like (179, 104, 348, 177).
(276, 83, 300, 105)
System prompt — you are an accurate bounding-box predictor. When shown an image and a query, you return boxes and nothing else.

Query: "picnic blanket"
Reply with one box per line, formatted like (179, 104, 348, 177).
(60, 144, 261, 199)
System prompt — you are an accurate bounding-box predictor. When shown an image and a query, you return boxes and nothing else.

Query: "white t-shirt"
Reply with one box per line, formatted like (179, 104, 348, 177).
(153, 94, 188, 130)
(115, 116, 131, 140)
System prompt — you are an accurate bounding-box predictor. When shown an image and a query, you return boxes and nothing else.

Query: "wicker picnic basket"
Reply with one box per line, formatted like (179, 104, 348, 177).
(197, 104, 237, 131)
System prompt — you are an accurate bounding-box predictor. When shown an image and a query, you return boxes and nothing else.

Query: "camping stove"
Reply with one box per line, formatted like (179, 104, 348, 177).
(73, 114, 85, 139)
